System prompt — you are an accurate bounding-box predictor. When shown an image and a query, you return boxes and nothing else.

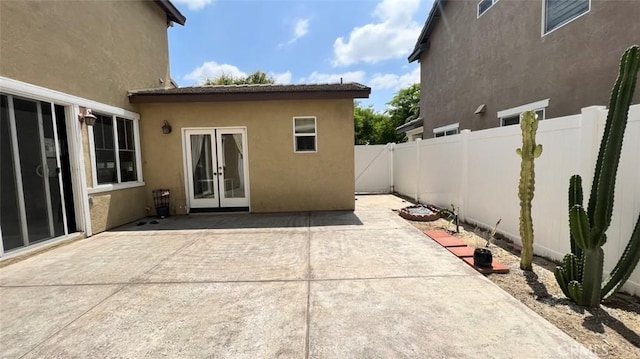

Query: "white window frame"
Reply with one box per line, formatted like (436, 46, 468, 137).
(542, 0, 591, 36)
(433, 123, 459, 138)
(477, 0, 499, 18)
(405, 127, 424, 141)
(88, 114, 144, 194)
(497, 99, 549, 127)
(293, 116, 317, 153)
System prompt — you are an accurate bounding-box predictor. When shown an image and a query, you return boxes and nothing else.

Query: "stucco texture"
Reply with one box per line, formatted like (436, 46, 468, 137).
(138, 99, 356, 214)
(419, 0, 640, 135)
(0, 0, 171, 111)
(89, 187, 148, 234)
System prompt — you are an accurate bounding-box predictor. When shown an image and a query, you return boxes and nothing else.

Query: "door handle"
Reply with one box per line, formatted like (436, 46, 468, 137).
(36, 165, 44, 178)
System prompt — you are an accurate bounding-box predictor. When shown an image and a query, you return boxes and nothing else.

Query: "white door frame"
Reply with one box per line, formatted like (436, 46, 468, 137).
(1, 77, 142, 252)
(182, 127, 250, 211)
(1, 93, 74, 251)
(183, 128, 219, 208)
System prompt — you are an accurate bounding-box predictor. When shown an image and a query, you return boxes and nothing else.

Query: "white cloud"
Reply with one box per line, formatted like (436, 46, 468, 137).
(183, 62, 292, 84)
(299, 71, 367, 84)
(272, 71, 293, 84)
(183, 61, 246, 83)
(172, 0, 214, 11)
(333, 0, 422, 66)
(280, 18, 310, 47)
(370, 67, 420, 90)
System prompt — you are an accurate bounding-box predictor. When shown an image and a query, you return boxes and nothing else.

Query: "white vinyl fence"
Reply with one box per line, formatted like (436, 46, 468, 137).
(355, 144, 393, 193)
(356, 105, 640, 296)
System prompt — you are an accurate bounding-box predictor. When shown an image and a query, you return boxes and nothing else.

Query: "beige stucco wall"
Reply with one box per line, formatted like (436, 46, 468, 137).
(138, 99, 356, 213)
(0, 0, 171, 111)
(89, 187, 148, 234)
(0, 1, 173, 234)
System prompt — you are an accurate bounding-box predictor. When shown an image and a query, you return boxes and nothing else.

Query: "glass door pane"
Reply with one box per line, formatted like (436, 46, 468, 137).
(190, 134, 216, 200)
(13, 98, 51, 243)
(220, 133, 245, 199)
(1, 95, 24, 250)
(217, 129, 249, 208)
(41, 103, 65, 238)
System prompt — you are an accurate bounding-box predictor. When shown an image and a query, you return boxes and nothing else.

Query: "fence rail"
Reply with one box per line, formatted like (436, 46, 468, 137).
(355, 105, 640, 296)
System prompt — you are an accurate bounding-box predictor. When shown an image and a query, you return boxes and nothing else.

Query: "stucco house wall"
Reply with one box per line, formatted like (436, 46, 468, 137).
(1, 0, 180, 235)
(138, 99, 356, 213)
(0, 0, 171, 111)
(415, 0, 640, 136)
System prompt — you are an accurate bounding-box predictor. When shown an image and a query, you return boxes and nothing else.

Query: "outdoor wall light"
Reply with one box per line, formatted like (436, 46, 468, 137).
(78, 109, 97, 126)
(475, 104, 487, 114)
(162, 120, 172, 134)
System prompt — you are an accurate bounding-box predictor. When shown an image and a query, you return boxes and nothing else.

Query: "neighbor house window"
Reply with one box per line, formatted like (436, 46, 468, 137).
(477, 0, 498, 17)
(91, 113, 140, 185)
(433, 123, 459, 138)
(497, 99, 549, 127)
(294, 117, 317, 152)
(543, 0, 590, 34)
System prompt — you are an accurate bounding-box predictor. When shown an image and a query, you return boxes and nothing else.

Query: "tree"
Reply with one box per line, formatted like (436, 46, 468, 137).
(354, 102, 381, 145)
(204, 70, 275, 85)
(353, 83, 421, 145)
(386, 83, 420, 142)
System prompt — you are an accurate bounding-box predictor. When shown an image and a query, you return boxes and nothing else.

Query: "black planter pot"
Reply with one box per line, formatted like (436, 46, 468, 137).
(473, 248, 493, 268)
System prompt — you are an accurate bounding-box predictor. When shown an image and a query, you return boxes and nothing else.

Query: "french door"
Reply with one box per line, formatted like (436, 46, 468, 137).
(1, 94, 75, 252)
(184, 128, 249, 209)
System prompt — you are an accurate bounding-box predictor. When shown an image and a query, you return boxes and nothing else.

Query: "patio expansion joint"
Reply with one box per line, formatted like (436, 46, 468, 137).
(16, 284, 127, 359)
(0, 274, 475, 289)
(304, 212, 311, 359)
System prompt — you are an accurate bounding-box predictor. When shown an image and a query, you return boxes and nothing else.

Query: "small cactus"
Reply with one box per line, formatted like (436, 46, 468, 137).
(555, 45, 640, 307)
(516, 110, 542, 271)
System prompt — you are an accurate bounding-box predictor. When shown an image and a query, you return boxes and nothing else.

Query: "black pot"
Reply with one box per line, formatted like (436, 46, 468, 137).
(473, 248, 493, 268)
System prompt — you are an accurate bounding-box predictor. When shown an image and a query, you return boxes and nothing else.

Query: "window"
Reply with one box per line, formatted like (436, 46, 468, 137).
(500, 110, 545, 127)
(433, 123, 459, 138)
(91, 113, 140, 185)
(477, 0, 498, 17)
(543, 0, 590, 34)
(497, 99, 549, 127)
(294, 117, 317, 152)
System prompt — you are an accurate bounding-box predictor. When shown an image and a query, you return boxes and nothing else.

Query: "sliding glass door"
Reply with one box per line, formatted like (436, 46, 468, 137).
(1, 94, 71, 252)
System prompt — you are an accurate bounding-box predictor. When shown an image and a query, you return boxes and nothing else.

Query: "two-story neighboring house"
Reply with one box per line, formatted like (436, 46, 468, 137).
(406, 0, 640, 138)
(0, 0, 186, 254)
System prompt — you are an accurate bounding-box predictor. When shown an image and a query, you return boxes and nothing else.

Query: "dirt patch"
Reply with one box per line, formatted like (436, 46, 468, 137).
(405, 216, 640, 358)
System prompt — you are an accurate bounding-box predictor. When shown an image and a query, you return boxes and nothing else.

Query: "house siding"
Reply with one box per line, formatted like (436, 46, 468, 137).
(138, 99, 356, 214)
(419, 0, 640, 135)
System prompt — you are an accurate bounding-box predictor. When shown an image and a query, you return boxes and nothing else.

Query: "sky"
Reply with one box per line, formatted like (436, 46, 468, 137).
(168, 0, 433, 111)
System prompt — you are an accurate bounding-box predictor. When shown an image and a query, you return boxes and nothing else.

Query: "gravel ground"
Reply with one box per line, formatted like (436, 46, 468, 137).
(404, 216, 640, 359)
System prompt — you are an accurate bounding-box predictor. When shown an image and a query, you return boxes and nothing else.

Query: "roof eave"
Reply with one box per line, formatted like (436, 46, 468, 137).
(129, 90, 371, 104)
(407, 0, 445, 63)
(154, 0, 186, 25)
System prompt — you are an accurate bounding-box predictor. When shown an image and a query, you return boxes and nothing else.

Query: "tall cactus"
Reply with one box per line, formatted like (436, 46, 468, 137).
(554, 45, 640, 307)
(516, 110, 542, 271)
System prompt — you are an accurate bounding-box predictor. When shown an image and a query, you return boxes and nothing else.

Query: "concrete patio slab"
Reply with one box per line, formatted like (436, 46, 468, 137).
(0, 233, 195, 286)
(310, 227, 475, 279)
(0, 285, 121, 358)
(112, 212, 310, 234)
(309, 276, 594, 358)
(140, 231, 309, 282)
(354, 194, 410, 210)
(0, 195, 597, 358)
(22, 282, 307, 359)
(309, 208, 407, 231)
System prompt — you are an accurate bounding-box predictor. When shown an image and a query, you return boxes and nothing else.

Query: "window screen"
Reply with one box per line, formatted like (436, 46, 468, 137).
(545, 0, 589, 33)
